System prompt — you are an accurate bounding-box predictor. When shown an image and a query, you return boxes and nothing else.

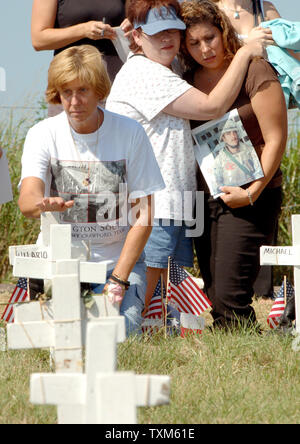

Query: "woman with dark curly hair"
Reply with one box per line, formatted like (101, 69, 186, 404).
(106, 0, 267, 317)
(210, 0, 299, 300)
(180, 0, 287, 329)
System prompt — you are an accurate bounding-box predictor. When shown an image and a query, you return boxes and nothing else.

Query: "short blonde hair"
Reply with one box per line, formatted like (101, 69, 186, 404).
(46, 45, 111, 104)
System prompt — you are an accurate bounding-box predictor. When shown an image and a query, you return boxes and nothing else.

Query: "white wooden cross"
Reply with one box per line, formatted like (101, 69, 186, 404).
(7, 216, 126, 371)
(7, 213, 171, 423)
(30, 321, 170, 424)
(8, 212, 120, 324)
(260, 214, 300, 334)
(7, 214, 126, 424)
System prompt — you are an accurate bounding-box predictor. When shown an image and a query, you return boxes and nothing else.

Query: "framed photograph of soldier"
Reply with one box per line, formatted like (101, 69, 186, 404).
(192, 109, 264, 198)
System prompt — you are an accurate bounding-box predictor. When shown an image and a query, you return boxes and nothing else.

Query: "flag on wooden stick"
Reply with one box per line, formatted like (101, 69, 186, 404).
(267, 279, 294, 329)
(1, 278, 28, 323)
(167, 257, 212, 316)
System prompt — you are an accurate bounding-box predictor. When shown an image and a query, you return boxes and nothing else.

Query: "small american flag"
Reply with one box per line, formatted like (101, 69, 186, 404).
(267, 280, 294, 329)
(144, 278, 165, 319)
(1, 278, 28, 323)
(142, 278, 165, 334)
(167, 257, 212, 315)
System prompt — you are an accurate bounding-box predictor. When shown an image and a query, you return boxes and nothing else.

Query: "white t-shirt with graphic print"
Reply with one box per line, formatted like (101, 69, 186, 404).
(106, 55, 197, 221)
(21, 109, 165, 267)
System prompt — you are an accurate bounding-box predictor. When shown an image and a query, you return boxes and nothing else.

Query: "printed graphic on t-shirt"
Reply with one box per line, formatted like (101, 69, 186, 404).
(50, 158, 129, 244)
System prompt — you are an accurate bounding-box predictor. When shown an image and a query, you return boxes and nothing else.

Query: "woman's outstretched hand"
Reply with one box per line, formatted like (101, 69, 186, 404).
(36, 196, 74, 213)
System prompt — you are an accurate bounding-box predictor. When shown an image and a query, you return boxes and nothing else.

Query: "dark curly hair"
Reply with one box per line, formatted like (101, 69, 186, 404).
(180, 0, 242, 72)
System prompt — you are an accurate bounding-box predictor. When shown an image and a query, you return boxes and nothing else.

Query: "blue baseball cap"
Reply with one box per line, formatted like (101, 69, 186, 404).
(134, 6, 186, 36)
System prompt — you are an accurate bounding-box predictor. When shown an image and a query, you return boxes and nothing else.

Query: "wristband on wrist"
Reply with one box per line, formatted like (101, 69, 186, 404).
(246, 189, 254, 206)
(109, 273, 130, 290)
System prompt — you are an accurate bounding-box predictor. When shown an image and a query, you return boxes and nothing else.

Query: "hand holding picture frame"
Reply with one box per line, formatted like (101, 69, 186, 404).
(192, 109, 264, 198)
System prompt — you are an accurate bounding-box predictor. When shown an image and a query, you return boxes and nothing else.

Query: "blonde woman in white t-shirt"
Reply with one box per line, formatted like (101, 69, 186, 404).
(106, 0, 271, 316)
(18, 45, 165, 336)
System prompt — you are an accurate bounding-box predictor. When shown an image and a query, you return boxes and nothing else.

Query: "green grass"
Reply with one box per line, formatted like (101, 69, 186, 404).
(0, 301, 299, 424)
(136, 335, 298, 425)
(0, 349, 56, 424)
(0, 107, 299, 424)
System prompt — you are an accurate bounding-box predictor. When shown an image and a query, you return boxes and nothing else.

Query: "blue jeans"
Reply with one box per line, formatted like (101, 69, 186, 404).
(144, 219, 194, 268)
(90, 260, 147, 337)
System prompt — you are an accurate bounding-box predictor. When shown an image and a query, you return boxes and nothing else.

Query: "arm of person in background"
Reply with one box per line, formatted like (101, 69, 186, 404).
(262, 0, 300, 62)
(220, 79, 287, 208)
(164, 41, 267, 120)
(104, 196, 153, 303)
(112, 196, 153, 281)
(31, 0, 116, 51)
(18, 177, 74, 219)
(244, 26, 274, 45)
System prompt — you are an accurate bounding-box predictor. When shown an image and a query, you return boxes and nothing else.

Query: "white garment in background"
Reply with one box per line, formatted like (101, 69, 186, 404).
(106, 55, 197, 221)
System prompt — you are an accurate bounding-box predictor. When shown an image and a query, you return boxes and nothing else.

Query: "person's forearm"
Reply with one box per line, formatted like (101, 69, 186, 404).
(32, 23, 88, 51)
(247, 80, 287, 202)
(248, 142, 286, 201)
(112, 225, 152, 281)
(18, 192, 44, 219)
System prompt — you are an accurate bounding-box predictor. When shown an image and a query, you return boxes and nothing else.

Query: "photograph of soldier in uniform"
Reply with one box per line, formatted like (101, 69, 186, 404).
(192, 109, 264, 197)
(50, 159, 128, 224)
(213, 119, 263, 191)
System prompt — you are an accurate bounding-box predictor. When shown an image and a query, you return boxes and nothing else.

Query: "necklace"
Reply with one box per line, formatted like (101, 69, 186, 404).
(219, 2, 253, 19)
(68, 110, 100, 187)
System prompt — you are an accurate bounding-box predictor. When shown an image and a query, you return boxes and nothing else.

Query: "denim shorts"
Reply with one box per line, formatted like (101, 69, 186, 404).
(90, 258, 147, 337)
(144, 219, 194, 269)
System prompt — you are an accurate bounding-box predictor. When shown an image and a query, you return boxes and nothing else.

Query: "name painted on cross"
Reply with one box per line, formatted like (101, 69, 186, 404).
(260, 245, 300, 266)
(9, 245, 49, 264)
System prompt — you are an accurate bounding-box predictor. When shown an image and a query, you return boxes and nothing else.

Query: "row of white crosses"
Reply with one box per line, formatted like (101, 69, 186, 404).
(7, 213, 170, 424)
(260, 214, 300, 335)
